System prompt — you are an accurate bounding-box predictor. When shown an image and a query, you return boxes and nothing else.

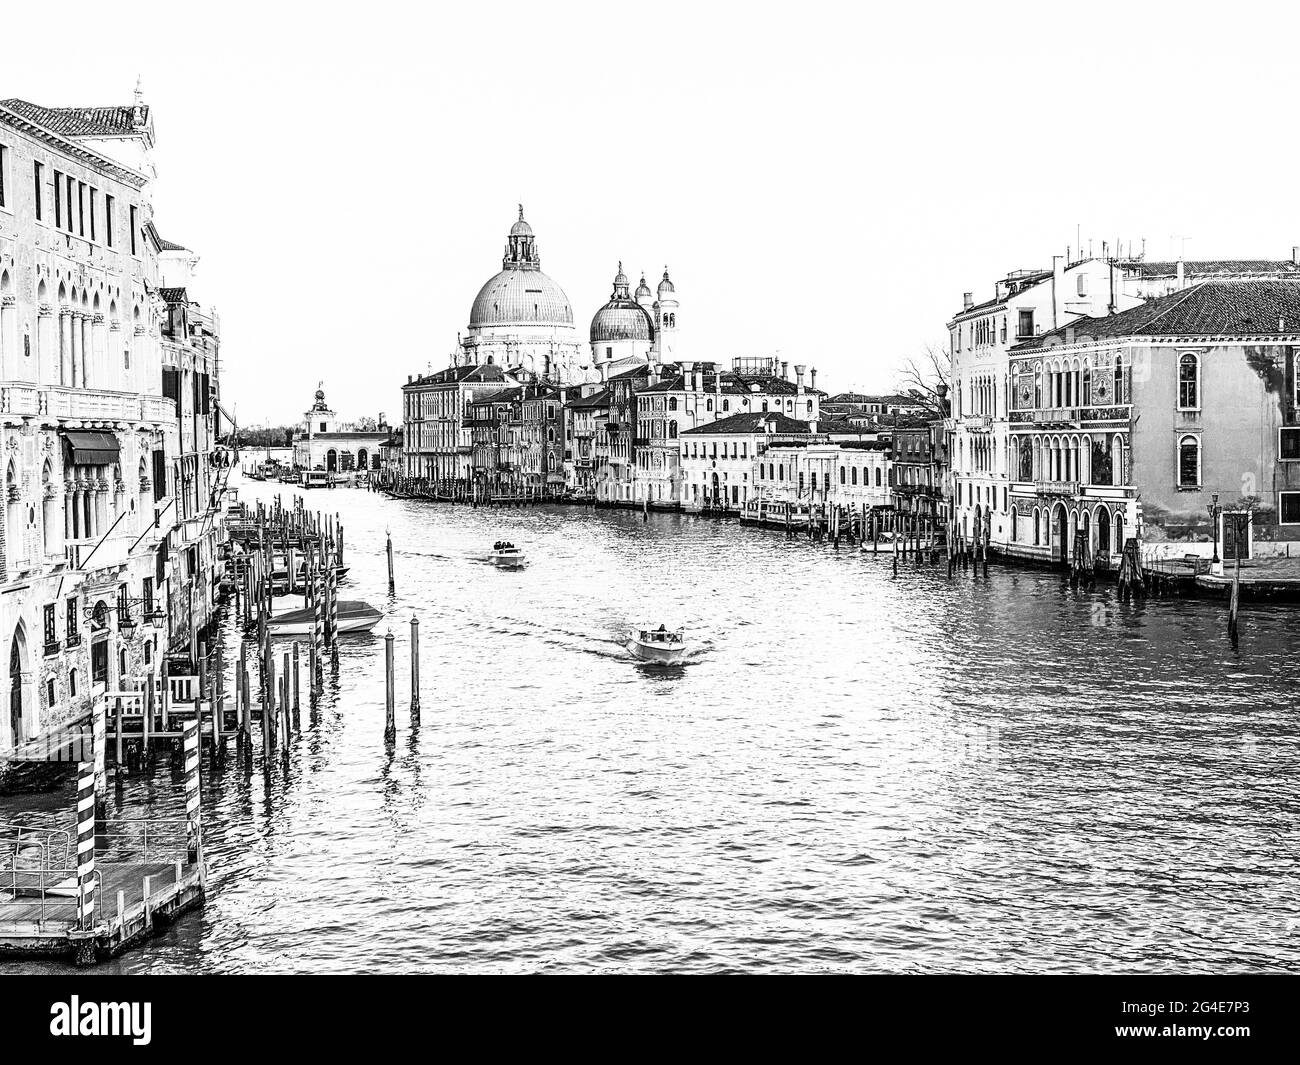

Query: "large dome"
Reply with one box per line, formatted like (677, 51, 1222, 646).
(470, 269, 574, 328)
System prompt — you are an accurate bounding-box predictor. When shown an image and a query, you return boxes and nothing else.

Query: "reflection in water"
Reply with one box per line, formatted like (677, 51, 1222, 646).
(26, 474, 1299, 973)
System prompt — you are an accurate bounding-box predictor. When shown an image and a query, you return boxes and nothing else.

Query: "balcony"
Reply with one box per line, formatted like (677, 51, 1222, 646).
(1034, 480, 1081, 497)
(962, 415, 992, 432)
(0, 382, 177, 426)
(1010, 404, 1131, 427)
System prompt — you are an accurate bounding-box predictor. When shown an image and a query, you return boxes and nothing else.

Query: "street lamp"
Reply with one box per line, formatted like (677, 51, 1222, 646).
(1207, 492, 1221, 565)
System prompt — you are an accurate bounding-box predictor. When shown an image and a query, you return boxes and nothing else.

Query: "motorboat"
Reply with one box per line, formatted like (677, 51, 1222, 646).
(266, 600, 382, 636)
(629, 625, 688, 664)
(491, 541, 526, 568)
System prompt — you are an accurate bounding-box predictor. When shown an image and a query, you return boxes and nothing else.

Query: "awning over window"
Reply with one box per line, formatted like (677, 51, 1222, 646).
(63, 431, 121, 466)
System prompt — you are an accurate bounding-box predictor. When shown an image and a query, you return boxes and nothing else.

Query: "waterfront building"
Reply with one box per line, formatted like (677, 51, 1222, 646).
(947, 257, 1144, 550)
(634, 358, 822, 507)
(600, 363, 657, 503)
(292, 385, 389, 473)
(890, 418, 944, 520)
(679, 412, 812, 512)
(755, 437, 892, 512)
(822, 392, 926, 419)
(401, 363, 517, 483)
(377, 426, 403, 480)
(1006, 279, 1300, 567)
(519, 385, 566, 496)
(565, 387, 609, 495)
(466, 387, 522, 495)
(457, 207, 583, 384)
(0, 90, 223, 755)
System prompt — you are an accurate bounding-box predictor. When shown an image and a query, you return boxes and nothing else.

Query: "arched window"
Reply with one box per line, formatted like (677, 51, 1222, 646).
(668, 397, 677, 411)
(1011, 506, 1018, 541)
(1033, 507, 1041, 545)
(669, 421, 678, 439)
(875, 467, 882, 487)
(1178, 434, 1200, 488)
(1178, 353, 1199, 409)
(840, 466, 846, 484)
(706, 399, 713, 412)
(722, 400, 729, 412)
(1114, 353, 1126, 404)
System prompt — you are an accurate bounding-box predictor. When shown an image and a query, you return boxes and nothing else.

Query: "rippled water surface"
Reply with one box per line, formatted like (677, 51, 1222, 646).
(15, 474, 1300, 973)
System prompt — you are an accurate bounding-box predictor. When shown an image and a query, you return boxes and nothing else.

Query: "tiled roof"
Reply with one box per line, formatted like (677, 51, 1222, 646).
(681, 412, 812, 436)
(1013, 279, 1300, 350)
(1131, 259, 1300, 279)
(566, 388, 611, 409)
(158, 287, 189, 305)
(0, 99, 149, 137)
(469, 387, 523, 406)
(157, 236, 189, 252)
(409, 363, 512, 386)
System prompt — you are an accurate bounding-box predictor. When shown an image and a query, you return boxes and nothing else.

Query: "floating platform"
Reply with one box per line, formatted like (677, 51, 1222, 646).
(0, 859, 204, 964)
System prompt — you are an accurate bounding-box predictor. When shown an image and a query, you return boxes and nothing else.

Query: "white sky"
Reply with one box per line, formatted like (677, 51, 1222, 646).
(5, 1, 1298, 425)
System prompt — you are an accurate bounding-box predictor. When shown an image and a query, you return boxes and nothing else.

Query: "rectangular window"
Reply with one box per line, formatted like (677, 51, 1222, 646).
(66, 176, 75, 232)
(1018, 309, 1034, 338)
(130, 205, 138, 255)
(1281, 491, 1300, 524)
(77, 181, 85, 235)
(104, 193, 114, 246)
(1077, 273, 1089, 297)
(54, 169, 62, 227)
(88, 188, 97, 241)
(65, 596, 81, 648)
(0, 143, 8, 209)
(117, 584, 130, 624)
(152, 449, 166, 501)
(1280, 427, 1300, 461)
(43, 603, 57, 652)
(32, 161, 42, 220)
(142, 576, 154, 615)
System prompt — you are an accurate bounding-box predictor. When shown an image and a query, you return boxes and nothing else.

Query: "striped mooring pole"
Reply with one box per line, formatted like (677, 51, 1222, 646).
(183, 718, 201, 866)
(91, 696, 107, 820)
(76, 760, 97, 931)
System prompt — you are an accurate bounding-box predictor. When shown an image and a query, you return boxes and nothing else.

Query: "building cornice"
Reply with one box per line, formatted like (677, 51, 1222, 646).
(0, 104, 149, 188)
(1009, 334, 1300, 359)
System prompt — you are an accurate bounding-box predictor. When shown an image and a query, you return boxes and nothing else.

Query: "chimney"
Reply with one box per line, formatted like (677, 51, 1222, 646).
(695, 370, 703, 393)
(407, 374, 413, 383)
(1176, 260, 1185, 289)
(1292, 246, 1299, 266)
(714, 372, 721, 396)
(809, 419, 818, 434)
(780, 360, 789, 381)
(1051, 254, 1065, 328)
(810, 367, 817, 391)
(794, 365, 805, 394)
(962, 292, 973, 311)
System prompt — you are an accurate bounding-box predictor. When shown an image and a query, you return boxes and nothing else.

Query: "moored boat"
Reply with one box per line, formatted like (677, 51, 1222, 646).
(629, 625, 688, 664)
(267, 600, 382, 636)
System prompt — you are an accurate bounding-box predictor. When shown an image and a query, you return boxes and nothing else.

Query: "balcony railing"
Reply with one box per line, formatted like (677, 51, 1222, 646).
(1034, 480, 1081, 497)
(962, 415, 993, 431)
(0, 382, 177, 424)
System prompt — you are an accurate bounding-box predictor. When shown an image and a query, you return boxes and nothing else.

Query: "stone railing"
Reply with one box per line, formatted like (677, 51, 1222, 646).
(0, 382, 177, 425)
(1034, 480, 1081, 497)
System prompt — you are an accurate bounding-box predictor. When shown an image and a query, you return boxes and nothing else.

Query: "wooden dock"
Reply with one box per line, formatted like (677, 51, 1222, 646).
(0, 859, 204, 964)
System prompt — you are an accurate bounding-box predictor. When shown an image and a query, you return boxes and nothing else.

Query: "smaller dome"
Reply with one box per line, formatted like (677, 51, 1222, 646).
(658, 268, 675, 296)
(635, 274, 652, 299)
(614, 261, 628, 287)
(314, 388, 325, 402)
(510, 204, 533, 237)
(590, 302, 654, 343)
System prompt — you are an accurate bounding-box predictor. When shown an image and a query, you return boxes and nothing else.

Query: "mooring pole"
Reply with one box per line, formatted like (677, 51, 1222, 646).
(384, 628, 396, 741)
(387, 529, 395, 595)
(410, 614, 421, 724)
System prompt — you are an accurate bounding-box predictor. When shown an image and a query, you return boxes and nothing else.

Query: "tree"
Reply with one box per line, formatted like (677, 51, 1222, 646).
(896, 344, 952, 418)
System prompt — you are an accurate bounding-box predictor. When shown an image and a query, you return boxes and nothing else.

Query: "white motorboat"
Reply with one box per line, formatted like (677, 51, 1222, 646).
(492, 541, 526, 568)
(629, 625, 688, 664)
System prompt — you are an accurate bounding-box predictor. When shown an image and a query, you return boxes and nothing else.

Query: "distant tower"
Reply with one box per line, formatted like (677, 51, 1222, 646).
(656, 267, 678, 363)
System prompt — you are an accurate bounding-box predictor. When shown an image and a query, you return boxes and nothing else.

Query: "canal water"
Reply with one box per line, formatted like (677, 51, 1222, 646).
(17, 474, 1300, 972)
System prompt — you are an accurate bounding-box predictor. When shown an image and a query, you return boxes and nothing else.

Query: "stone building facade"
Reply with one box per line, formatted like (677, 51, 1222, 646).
(0, 91, 223, 754)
